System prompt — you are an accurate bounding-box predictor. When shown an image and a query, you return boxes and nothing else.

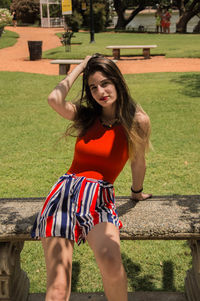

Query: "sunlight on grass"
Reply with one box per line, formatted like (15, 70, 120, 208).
(43, 32, 200, 59)
(0, 29, 19, 49)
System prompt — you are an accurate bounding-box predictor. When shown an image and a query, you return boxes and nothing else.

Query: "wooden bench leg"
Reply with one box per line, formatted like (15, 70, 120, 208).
(113, 49, 120, 60)
(0, 241, 29, 301)
(59, 64, 70, 75)
(143, 48, 150, 59)
(185, 239, 200, 301)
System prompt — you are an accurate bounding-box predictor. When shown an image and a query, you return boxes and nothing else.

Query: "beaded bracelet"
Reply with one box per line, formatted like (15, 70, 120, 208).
(131, 186, 143, 194)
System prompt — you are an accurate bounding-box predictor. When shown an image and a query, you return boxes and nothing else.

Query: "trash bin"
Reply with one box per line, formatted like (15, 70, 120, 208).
(28, 41, 42, 60)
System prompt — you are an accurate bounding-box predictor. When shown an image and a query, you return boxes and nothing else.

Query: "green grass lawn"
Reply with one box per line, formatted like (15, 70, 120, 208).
(0, 29, 19, 49)
(1, 71, 199, 293)
(1, 28, 199, 58)
(43, 32, 200, 59)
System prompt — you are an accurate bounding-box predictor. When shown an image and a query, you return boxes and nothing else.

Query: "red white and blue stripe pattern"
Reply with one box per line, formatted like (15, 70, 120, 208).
(31, 174, 122, 245)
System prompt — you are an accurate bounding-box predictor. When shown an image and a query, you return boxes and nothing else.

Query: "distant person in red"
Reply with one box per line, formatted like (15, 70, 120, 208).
(162, 8, 171, 33)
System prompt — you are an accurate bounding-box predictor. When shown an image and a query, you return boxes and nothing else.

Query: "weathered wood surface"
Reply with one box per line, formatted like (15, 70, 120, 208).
(0, 195, 200, 241)
(106, 45, 157, 49)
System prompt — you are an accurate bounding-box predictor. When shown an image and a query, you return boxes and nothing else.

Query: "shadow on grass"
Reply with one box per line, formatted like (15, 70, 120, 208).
(122, 253, 177, 291)
(122, 252, 155, 291)
(162, 261, 176, 291)
(172, 73, 200, 98)
(71, 261, 81, 291)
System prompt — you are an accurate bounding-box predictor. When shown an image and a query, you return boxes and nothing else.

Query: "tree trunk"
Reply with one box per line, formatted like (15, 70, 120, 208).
(0, 27, 4, 38)
(176, 0, 200, 33)
(113, 0, 145, 30)
(115, 9, 127, 29)
(193, 19, 200, 32)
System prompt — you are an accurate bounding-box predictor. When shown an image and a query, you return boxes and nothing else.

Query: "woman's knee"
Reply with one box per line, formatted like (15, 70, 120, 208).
(46, 281, 69, 301)
(97, 245, 124, 278)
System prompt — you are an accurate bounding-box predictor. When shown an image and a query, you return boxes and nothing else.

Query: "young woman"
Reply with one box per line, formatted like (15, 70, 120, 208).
(32, 54, 152, 301)
(12, 10, 17, 27)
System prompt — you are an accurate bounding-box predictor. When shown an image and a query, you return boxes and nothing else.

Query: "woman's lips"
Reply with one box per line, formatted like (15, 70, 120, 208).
(100, 96, 109, 101)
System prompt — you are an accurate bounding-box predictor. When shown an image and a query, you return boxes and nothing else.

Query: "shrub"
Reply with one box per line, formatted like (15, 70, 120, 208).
(65, 11, 83, 32)
(0, 0, 12, 10)
(11, 0, 40, 24)
(84, 3, 106, 33)
(0, 8, 12, 37)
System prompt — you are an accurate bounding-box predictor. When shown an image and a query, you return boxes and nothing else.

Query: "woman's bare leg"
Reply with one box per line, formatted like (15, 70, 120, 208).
(87, 222, 127, 301)
(42, 237, 74, 301)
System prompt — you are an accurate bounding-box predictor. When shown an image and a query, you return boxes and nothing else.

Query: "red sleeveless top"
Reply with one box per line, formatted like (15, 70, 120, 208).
(67, 119, 129, 184)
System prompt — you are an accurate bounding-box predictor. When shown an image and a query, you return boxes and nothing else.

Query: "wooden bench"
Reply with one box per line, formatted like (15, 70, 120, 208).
(0, 195, 200, 301)
(51, 59, 83, 75)
(106, 45, 157, 59)
(51, 59, 118, 75)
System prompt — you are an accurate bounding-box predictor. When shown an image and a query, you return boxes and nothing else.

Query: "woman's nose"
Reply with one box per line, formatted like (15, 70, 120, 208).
(97, 85, 104, 93)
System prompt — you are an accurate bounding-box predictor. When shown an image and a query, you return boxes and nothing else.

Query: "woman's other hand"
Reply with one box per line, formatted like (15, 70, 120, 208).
(131, 192, 152, 202)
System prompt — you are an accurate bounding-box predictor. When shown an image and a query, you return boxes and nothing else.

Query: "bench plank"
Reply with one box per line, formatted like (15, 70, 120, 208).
(51, 59, 118, 75)
(106, 45, 157, 59)
(0, 195, 200, 301)
(51, 59, 83, 75)
(0, 195, 200, 241)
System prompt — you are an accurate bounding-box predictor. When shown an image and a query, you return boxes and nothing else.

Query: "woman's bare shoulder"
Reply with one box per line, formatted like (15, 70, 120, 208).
(134, 107, 151, 133)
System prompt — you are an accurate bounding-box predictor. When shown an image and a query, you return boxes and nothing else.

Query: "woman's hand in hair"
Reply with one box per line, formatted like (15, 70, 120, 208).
(80, 55, 92, 70)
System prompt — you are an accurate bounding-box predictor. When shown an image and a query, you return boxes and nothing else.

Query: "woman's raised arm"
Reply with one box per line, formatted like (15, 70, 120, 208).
(47, 56, 91, 120)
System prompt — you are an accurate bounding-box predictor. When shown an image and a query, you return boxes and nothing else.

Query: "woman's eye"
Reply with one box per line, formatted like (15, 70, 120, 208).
(91, 86, 97, 91)
(102, 81, 110, 87)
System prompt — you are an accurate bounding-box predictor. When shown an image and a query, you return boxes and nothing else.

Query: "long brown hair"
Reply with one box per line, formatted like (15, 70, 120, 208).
(65, 54, 150, 159)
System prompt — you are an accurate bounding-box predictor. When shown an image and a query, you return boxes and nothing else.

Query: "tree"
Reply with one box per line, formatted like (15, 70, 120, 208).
(193, 19, 200, 32)
(113, 0, 160, 30)
(113, 0, 145, 29)
(0, 0, 11, 10)
(11, 0, 40, 24)
(113, 0, 200, 33)
(175, 0, 200, 33)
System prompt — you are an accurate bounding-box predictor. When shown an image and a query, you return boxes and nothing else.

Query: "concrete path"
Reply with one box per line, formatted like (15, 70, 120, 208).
(29, 292, 187, 301)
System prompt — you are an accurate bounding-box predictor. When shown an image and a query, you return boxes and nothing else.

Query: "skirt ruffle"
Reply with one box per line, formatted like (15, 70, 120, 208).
(31, 173, 122, 245)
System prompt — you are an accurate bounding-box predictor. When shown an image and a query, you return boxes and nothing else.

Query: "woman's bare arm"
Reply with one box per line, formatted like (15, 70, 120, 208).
(47, 56, 91, 120)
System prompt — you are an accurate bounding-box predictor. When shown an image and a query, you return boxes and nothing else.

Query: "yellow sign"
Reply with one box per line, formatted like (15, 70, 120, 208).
(82, 2, 87, 10)
(62, 0, 72, 15)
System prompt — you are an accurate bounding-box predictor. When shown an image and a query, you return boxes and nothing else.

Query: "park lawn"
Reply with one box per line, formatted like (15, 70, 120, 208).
(43, 32, 200, 59)
(1, 71, 199, 293)
(0, 29, 19, 49)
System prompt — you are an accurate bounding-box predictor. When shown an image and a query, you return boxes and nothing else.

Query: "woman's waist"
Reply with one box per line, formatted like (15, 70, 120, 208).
(66, 168, 117, 184)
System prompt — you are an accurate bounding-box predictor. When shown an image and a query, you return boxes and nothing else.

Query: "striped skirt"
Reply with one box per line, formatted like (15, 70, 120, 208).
(31, 173, 122, 245)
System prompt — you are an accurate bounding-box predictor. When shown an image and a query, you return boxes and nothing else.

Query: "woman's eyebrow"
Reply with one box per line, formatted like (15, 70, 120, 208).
(89, 83, 96, 88)
(89, 79, 109, 88)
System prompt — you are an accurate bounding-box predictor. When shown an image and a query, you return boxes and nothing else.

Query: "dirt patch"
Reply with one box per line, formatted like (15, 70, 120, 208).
(1, 26, 200, 75)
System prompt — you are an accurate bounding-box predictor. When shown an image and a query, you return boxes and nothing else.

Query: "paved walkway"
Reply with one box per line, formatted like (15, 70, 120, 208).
(1, 26, 200, 75)
(29, 291, 186, 301)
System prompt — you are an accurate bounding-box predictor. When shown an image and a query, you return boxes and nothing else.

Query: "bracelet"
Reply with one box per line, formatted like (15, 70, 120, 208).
(131, 186, 143, 194)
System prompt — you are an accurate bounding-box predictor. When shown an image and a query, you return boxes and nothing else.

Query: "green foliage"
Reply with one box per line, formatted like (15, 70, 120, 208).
(0, 0, 11, 9)
(84, 3, 107, 32)
(41, 3, 62, 18)
(0, 8, 12, 29)
(10, 0, 40, 24)
(50, 4, 62, 18)
(65, 10, 83, 32)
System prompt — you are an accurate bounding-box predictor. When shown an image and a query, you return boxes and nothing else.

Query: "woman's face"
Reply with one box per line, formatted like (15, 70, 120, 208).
(88, 71, 117, 111)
